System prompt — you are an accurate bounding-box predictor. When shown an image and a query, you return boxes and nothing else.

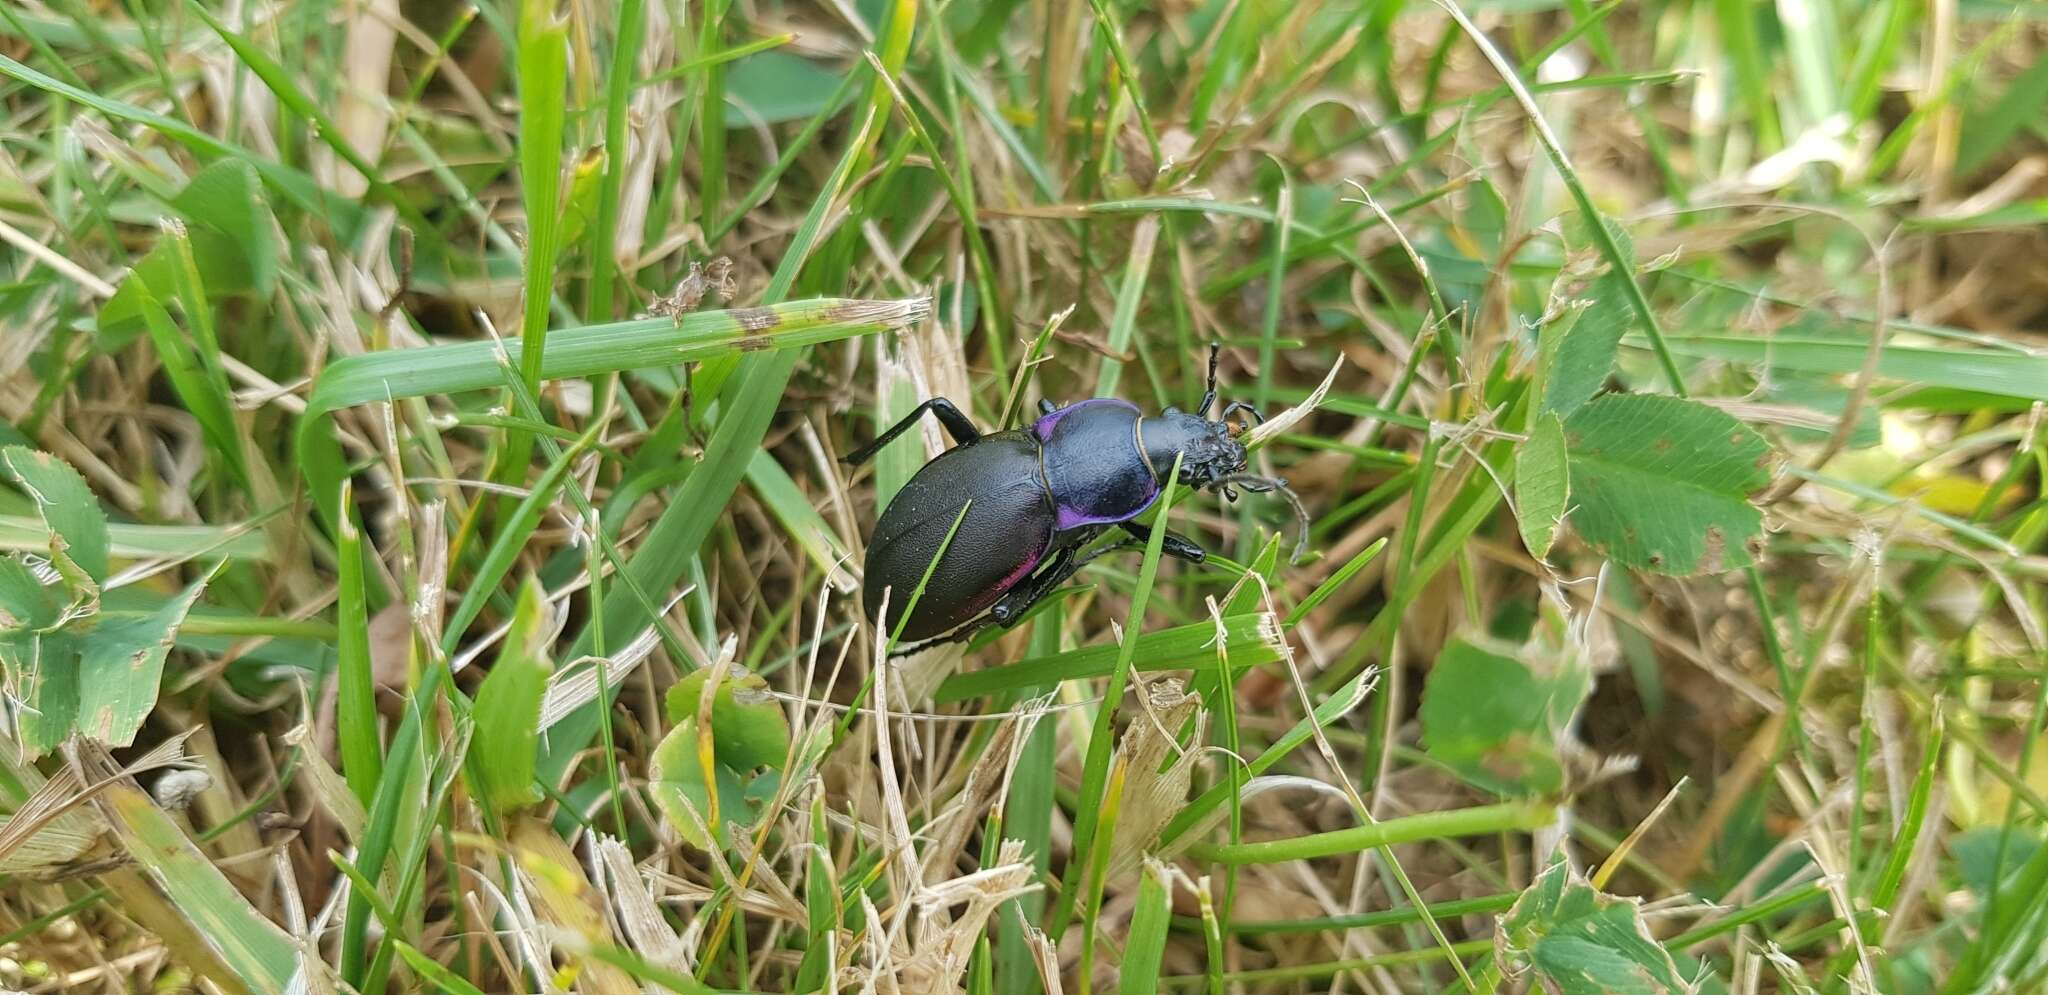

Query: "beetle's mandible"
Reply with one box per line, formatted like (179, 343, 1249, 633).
(844, 346, 1303, 650)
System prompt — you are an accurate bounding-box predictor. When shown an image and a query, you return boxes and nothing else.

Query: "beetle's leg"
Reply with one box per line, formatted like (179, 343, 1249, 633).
(1197, 341, 1221, 416)
(1037, 398, 1058, 416)
(1115, 520, 1207, 563)
(841, 397, 981, 466)
(996, 527, 1199, 625)
(985, 552, 1075, 628)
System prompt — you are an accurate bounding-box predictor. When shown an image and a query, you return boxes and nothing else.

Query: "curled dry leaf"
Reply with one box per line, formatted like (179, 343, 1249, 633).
(1107, 678, 1206, 883)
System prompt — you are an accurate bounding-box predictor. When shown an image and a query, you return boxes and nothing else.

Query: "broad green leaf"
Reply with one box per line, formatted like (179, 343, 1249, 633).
(169, 158, 277, 297)
(1497, 859, 1692, 995)
(1950, 826, 2043, 899)
(1563, 394, 1773, 575)
(661, 669, 792, 773)
(467, 578, 553, 816)
(1516, 412, 1569, 559)
(8, 572, 210, 755)
(1420, 637, 1590, 796)
(1541, 270, 1633, 418)
(724, 52, 842, 126)
(650, 668, 791, 849)
(6, 628, 82, 756)
(0, 555, 59, 629)
(97, 230, 262, 348)
(1, 446, 109, 584)
(1564, 211, 1636, 267)
(648, 717, 748, 850)
(70, 571, 210, 749)
(0, 449, 207, 757)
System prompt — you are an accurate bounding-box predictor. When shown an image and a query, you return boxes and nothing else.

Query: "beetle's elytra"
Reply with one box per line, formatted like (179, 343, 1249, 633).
(845, 347, 1297, 649)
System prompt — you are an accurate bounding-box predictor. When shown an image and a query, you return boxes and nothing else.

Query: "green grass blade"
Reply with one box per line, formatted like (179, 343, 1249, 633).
(1182, 801, 1557, 865)
(493, 0, 572, 498)
(745, 450, 856, 594)
(305, 299, 930, 413)
(295, 297, 928, 538)
(1441, 0, 1685, 396)
(334, 484, 381, 808)
(99, 781, 297, 991)
(0, 517, 268, 562)
(934, 612, 1283, 702)
(1092, 216, 1159, 398)
(441, 423, 603, 653)
(394, 943, 490, 995)
(1055, 460, 1182, 940)
(1118, 859, 1172, 994)
(184, 5, 430, 237)
(586, 0, 647, 324)
(543, 0, 921, 784)
(465, 578, 551, 817)
(0, 53, 349, 219)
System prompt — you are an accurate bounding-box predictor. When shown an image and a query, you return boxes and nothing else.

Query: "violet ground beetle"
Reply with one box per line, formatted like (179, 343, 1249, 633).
(844, 345, 1306, 650)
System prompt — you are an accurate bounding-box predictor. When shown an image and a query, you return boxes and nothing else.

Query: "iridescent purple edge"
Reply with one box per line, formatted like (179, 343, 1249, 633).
(993, 547, 1045, 595)
(1031, 397, 1141, 441)
(1054, 485, 1159, 531)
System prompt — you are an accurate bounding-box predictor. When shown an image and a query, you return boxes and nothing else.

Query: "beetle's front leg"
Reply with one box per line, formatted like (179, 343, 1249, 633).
(1116, 520, 1207, 563)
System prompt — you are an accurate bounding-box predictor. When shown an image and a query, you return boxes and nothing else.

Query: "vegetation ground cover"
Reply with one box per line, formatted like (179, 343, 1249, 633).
(0, 1, 2045, 992)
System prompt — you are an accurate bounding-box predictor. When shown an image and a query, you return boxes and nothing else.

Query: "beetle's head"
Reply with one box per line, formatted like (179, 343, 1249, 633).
(1140, 408, 1248, 489)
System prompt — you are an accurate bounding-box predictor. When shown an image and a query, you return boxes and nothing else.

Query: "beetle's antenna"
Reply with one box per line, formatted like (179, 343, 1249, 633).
(1218, 473, 1311, 562)
(1198, 341, 1221, 416)
(1221, 400, 1264, 434)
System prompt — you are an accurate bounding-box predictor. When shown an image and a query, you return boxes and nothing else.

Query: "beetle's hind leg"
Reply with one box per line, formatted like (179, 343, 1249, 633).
(888, 528, 1207, 656)
(842, 397, 981, 466)
(986, 547, 1083, 629)
(882, 547, 1081, 656)
(984, 527, 1203, 629)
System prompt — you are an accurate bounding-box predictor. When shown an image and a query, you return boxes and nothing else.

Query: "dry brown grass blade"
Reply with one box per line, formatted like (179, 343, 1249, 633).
(0, 731, 197, 873)
(0, 751, 105, 874)
(593, 833, 693, 976)
(509, 815, 639, 995)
